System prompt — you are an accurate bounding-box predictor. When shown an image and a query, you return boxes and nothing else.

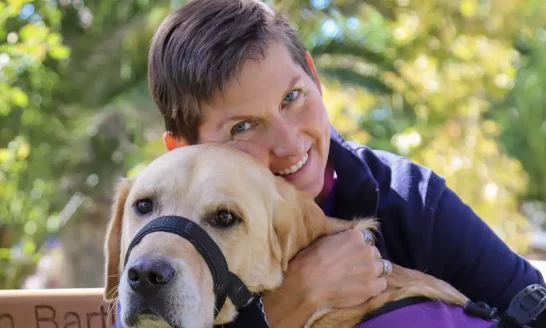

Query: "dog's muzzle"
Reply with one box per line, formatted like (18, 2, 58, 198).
(123, 215, 256, 318)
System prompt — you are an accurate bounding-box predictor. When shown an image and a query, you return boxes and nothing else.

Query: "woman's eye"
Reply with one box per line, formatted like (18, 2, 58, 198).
(231, 122, 252, 135)
(134, 199, 153, 215)
(213, 210, 241, 228)
(282, 90, 300, 105)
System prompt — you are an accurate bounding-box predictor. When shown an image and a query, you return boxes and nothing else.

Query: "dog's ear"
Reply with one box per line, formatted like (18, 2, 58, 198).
(270, 178, 355, 271)
(103, 176, 135, 302)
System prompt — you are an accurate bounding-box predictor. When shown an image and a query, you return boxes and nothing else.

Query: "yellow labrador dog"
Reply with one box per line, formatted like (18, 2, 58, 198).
(103, 144, 469, 328)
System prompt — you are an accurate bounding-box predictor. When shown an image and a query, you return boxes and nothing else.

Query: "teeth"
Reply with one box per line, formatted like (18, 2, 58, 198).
(277, 152, 309, 176)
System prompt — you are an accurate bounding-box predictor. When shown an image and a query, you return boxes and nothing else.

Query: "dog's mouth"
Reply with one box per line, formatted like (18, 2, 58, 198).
(126, 307, 178, 328)
(139, 309, 160, 318)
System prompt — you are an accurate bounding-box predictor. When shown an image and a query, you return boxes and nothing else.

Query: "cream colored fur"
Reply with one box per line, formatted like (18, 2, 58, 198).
(103, 144, 468, 328)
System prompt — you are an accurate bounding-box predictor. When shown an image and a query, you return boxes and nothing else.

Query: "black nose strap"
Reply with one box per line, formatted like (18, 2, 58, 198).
(123, 215, 255, 318)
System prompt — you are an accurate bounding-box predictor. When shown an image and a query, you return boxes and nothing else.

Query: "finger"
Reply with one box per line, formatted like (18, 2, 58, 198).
(373, 247, 381, 260)
(368, 277, 388, 298)
(371, 258, 392, 277)
(359, 246, 381, 265)
(379, 259, 392, 277)
(361, 245, 381, 261)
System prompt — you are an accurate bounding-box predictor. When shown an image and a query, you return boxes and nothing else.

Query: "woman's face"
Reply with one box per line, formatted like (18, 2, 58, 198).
(169, 41, 331, 199)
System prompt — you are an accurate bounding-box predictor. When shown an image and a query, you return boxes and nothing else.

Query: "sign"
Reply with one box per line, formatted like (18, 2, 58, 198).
(0, 288, 115, 328)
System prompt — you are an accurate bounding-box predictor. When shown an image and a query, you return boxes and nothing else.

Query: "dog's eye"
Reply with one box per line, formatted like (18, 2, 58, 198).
(134, 199, 153, 215)
(213, 210, 241, 228)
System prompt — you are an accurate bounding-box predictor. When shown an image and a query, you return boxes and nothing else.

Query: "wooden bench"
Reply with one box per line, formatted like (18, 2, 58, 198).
(0, 288, 115, 328)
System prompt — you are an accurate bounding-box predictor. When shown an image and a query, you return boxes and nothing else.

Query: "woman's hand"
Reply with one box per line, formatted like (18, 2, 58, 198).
(261, 229, 390, 328)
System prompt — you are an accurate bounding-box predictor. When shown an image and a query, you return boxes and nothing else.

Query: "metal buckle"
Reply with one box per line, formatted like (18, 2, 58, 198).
(500, 284, 546, 327)
(464, 301, 498, 320)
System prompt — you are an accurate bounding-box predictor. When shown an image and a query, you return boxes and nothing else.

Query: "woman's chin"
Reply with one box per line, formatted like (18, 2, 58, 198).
(282, 149, 325, 198)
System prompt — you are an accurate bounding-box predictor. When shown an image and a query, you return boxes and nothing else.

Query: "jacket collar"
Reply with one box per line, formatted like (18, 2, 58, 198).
(327, 126, 380, 219)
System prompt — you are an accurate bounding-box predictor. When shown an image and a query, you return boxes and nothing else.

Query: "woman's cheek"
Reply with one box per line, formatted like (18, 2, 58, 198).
(307, 96, 329, 126)
(229, 141, 270, 167)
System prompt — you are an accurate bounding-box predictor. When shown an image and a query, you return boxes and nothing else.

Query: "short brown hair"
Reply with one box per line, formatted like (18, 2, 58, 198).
(148, 0, 314, 144)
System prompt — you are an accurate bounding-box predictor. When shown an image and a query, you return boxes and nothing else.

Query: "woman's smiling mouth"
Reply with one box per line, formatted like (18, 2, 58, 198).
(276, 151, 309, 176)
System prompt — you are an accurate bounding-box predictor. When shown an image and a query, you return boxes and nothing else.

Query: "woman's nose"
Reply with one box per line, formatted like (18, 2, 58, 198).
(270, 122, 302, 158)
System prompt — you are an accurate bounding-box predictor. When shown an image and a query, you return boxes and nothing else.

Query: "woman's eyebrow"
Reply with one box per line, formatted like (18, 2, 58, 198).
(285, 74, 303, 92)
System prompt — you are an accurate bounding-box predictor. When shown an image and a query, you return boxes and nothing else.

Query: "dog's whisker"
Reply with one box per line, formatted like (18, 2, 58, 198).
(105, 300, 117, 318)
(104, 284, 120, 300)
(100, 284, 121, 321)
(100, 296, 120, 323)
(196, 297, 208, 315)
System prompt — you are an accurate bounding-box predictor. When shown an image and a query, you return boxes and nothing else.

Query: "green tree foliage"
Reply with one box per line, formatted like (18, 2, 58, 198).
(494, 34, 546, 204)
(0, 0, 171, 288)
(0, 0, 71, 288)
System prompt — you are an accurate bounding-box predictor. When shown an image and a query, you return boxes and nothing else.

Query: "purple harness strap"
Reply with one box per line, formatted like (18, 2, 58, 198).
(355, 300, 496, 328)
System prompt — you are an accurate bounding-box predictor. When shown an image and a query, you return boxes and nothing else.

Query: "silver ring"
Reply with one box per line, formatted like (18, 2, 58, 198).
(361, 230, 373, 245)
(380, 259, 391, 277)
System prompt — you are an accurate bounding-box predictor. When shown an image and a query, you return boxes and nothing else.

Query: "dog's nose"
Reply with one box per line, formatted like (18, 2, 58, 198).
(127, 257, 175, 296)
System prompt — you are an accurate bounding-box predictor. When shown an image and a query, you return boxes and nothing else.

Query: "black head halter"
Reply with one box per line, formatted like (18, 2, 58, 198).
(123, 215, 255, 318)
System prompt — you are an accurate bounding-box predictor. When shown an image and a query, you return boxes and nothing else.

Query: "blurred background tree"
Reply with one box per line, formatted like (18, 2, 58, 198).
(1, 0, 545, 289)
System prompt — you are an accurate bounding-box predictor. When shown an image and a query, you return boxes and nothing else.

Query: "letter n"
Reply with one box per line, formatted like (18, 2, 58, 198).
(0, 314, 15, 328)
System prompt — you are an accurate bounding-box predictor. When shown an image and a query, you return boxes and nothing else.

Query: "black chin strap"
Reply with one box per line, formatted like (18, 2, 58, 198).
(123, 215, 256, 318)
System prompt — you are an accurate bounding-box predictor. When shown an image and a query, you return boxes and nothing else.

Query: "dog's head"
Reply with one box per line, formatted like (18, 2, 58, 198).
(103, 145, 348, 328)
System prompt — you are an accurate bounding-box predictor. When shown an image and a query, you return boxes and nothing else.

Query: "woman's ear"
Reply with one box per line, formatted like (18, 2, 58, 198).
(103, 177, 135, 302)
(305, 51, 322, 96)
(163, 131, 189, 151)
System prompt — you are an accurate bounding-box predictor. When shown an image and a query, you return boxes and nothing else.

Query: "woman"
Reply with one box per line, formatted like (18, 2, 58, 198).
(138, 0, 546, 327)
